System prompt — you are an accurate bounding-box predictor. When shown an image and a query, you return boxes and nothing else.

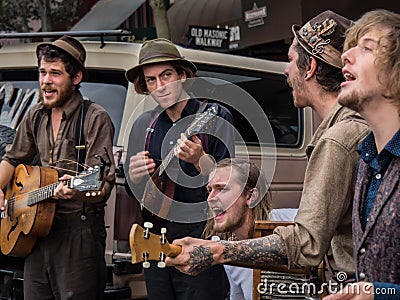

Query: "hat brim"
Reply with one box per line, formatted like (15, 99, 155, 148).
(125, 57, 197, 83)
(292, 24, 341, 69)
(36, 42, 88, 81)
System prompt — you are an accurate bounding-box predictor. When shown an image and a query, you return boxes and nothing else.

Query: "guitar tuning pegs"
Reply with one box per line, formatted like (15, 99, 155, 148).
(143, 222, 153, 239)
(85, 192, 90, 197)
(142, 252, 150, 268)
(158, 252, 166, 268)
(144, 222, 154, 229)
(160, 227, 167, 244)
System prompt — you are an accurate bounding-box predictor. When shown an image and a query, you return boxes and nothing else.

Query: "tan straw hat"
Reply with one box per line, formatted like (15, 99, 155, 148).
(125, 38, 197, 83)
(292, 10, 351, 69)
(36, 35, 87, 80)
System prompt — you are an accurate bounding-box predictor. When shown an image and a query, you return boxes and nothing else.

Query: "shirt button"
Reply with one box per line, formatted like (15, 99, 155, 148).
(359, 272, 366, 280)
(375, 173, 382, 180)
(170, 140, 174, 145)
(360, 248, 366, 255)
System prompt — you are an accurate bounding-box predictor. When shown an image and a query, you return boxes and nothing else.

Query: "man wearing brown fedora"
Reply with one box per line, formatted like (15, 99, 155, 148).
(125, 38, 234, 299)
(166, 10, 369, 297)
(0, 35, 115, 299)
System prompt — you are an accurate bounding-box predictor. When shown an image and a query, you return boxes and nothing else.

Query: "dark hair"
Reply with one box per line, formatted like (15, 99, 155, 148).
(37, 45, 82, 90)
(133, 61, 196, 95)
(295, 42, 344, 93)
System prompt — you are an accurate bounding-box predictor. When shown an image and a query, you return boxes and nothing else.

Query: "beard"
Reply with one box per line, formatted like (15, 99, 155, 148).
(212, 202, 248, 234)
(338, 89, 373, 113)
(40, 80, 75, 109)
(287, 74, 307, 108)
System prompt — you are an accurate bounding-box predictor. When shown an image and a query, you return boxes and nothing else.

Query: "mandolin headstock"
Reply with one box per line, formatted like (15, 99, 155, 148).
(129, 222, 182, 268)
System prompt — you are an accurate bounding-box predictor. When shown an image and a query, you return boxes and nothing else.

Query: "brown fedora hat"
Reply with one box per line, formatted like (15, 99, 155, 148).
(292, 10, 351, 69)
(125, 38, 197, 83)
(36, 35, 88, 80)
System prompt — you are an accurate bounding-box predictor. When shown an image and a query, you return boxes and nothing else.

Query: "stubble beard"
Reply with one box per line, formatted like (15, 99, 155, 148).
(338, 89, 372, 113)
(213, 203, 248, 235)
(288, 75, 307, 108)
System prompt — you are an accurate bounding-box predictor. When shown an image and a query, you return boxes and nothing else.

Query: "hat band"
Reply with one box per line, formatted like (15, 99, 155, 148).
(52, 39, 84, 64)
(139, 53, 181, 64)
(299, 18, 342, 68)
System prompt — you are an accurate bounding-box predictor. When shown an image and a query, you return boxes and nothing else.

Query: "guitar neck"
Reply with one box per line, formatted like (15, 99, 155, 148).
(157, 105, 218, 176)
(158, 128, 194, 176)
(27, 179, 70, 206)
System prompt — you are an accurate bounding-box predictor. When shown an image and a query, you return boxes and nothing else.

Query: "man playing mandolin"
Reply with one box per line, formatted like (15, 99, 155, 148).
(0, 35, 115, 299)
(125, 38, 235, 300)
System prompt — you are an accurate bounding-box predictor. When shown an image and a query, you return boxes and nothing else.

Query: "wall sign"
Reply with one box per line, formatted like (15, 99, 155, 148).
(189, 25, 229, 49)
(244, 2, 267, 28)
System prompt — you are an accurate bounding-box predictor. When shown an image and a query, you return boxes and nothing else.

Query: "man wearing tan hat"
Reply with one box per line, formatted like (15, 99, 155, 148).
(166, 10, 369, 297)
(125, 38, 234, 299)
(0, 35, 115, 299)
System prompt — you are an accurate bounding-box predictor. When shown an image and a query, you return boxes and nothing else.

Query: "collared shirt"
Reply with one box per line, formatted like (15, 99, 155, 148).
(3, 92, 116, 215)
(126, 98, 235, 221)
(356, 129, 400, 300)
(357, 130, 400, 229)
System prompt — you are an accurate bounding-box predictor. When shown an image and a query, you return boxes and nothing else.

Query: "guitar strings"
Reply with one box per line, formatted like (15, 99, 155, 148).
(51, 159, 90, 176)
(2, 160, 93, 217)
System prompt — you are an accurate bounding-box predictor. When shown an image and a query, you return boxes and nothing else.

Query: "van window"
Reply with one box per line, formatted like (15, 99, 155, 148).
(0, 70, 127, 145)
(195, 64, 301, 147)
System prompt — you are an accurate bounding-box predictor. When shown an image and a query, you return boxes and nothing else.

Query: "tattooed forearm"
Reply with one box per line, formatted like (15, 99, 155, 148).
(221, 234, 288, 266)
(186, 245, 214, 274)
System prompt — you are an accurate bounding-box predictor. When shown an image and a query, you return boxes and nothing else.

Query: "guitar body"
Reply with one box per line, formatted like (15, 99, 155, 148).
(0, 165, 58, 257)
(141, 164, 175, 223)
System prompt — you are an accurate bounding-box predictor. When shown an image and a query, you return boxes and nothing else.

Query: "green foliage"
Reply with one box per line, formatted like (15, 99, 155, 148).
(0, 0, 82, 33)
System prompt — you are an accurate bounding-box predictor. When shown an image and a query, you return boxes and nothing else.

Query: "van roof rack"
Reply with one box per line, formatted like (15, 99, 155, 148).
(0, 29, 132, 48)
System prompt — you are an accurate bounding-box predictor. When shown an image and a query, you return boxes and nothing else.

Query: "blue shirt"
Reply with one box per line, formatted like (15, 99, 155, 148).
(357, 129, 400, 300)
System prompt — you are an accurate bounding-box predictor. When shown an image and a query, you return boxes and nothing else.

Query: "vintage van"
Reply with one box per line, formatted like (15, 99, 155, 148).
(0, 31, 318, 299)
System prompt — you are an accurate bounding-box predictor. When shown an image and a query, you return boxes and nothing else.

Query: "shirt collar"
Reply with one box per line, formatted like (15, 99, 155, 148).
(37, 92, 84, 118)
(181, 97, 200, 117)
(63, 92, 84, 119)
(358, 129, 400, 163)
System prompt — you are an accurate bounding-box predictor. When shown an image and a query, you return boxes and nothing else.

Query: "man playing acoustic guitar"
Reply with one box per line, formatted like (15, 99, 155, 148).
(0, 35, 115, 299)
(125, 38, 235, 300)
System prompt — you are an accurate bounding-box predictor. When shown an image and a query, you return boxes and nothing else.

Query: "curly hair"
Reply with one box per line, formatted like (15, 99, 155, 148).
(37, 45, 83, 90)
(133, 61, 197, 95)
(344, 9, 400, 101)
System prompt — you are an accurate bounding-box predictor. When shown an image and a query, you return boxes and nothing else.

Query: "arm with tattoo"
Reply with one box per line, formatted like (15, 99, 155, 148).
(166, 234, 288, 275)
(221, 234, 288, 266)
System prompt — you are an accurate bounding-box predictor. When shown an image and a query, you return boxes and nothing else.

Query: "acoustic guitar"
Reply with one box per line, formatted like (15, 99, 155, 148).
(0, 164, 105, 257)
(141, 104, 219, 222)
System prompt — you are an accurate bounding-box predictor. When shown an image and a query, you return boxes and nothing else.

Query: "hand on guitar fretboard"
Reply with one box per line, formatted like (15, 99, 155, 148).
(129, 222, 182, 268)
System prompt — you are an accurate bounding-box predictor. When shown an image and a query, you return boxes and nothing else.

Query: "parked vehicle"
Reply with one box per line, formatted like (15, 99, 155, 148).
(0, 31, 318, 299)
